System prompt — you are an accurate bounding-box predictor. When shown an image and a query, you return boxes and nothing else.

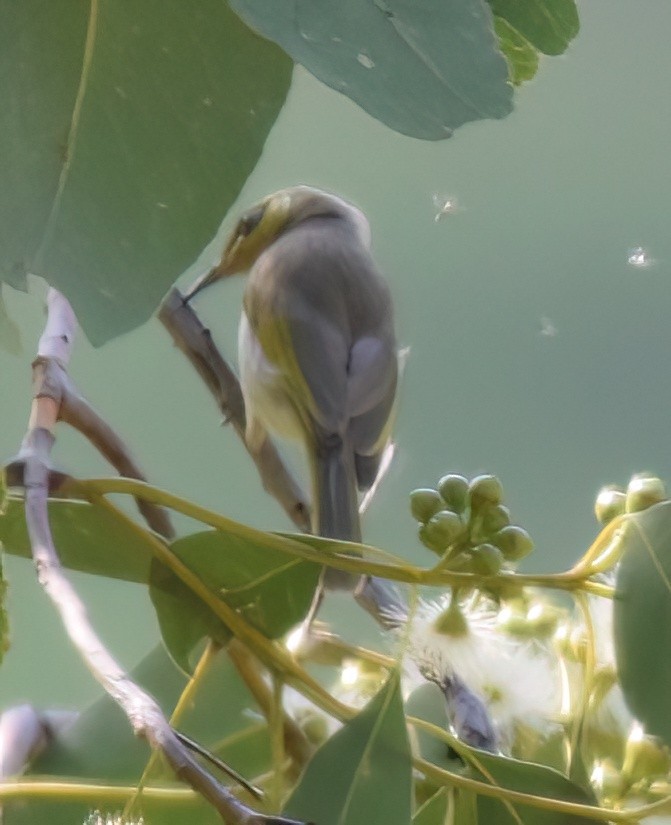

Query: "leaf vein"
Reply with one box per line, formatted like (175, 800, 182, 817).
(36, 0, 99, 262)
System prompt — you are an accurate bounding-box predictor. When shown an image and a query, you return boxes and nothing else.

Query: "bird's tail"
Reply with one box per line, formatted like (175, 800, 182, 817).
(312, 433, 361, 588)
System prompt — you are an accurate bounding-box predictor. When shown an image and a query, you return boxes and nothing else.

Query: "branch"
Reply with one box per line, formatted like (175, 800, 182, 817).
(158, 288, 310, 532)
(5, 289, 174, 539)
(10, 288, 304, 825)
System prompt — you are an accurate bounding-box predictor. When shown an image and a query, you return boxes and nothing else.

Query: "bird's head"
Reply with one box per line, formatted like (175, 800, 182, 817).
(183, 186, 369, 302)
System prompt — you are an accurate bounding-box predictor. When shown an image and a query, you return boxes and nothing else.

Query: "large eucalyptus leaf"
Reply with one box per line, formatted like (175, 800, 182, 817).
(407, 682, 600, 825)
(0, 495, 152, 582)
(150, 528, 322, 673)
(285, 671, 412, 825)
(487, 0, 579, 56)
(229, 0, 513, 141)
(614, 501, 671, 747)
(0, 0, 291, 345)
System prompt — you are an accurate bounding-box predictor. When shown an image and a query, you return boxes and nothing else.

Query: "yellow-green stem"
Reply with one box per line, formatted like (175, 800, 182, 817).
(122, 641, 219, 820)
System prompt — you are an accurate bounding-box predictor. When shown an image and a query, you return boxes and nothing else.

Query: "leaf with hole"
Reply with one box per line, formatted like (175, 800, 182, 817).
(230, 0, 513, 140)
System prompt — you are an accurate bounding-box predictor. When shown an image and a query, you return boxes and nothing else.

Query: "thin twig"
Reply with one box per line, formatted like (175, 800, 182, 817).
(158, 288, 310, 532)
(227, 640, 314, 772)
(5, 289, 174, 539)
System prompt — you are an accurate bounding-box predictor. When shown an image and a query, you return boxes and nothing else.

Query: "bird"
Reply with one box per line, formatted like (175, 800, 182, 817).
(183, 186, 398, 569)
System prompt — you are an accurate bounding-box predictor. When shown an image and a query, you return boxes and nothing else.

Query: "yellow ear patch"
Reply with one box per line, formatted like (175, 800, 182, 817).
(257, 192, 292, 239)
(218, 192, 293, 275)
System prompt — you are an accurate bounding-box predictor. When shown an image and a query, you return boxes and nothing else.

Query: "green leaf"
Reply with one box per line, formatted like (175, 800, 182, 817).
(614, 500, 671, 748)
(405, 681, 461, 767)
(413, 788, 450, 825)
(407, 682, 600, 825)
(4, 645, 258, 825)
(494, 18, 539, 85)
(471, 751, 599, 825)
(285, 672, 412, 825)
(0, 495, 152, 583)
(487, 0, 579, 56)
(0, 289, 21, 355)
(413, 788, 479, 825)
(0, 0, 291, 345)
(0, 494, 321, 671)
(229, 0, 513, 141)
(150, 529, 322, 672)
(454, 789, 480, 825)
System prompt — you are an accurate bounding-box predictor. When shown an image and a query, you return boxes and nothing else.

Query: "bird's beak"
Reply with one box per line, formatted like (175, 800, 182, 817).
(182, 241, 240, 303)
(182, 266, 221, 303)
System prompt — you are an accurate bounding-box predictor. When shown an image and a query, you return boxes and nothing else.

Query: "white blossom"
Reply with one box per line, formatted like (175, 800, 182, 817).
(397, 594, 560, 743)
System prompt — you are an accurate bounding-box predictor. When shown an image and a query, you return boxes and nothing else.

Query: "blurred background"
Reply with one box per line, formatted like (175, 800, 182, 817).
(1, 0, 670, 712)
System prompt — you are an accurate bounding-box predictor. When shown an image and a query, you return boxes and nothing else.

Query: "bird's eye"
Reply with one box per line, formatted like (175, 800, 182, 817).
(237, 206, 265, 238)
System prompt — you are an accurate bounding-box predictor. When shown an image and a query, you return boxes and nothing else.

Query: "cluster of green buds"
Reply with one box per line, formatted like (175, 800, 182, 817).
(590, 723, 671, 805)
(409, 473, 534, 575)
(594, 474, 667, 525)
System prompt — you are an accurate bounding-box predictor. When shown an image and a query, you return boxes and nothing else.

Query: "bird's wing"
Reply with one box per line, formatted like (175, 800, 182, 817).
(348, 337, 398, 489)
(244, 227, 354, 439)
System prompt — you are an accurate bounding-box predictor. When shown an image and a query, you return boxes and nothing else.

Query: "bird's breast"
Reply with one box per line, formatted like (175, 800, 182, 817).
(238, 312, 305, 442)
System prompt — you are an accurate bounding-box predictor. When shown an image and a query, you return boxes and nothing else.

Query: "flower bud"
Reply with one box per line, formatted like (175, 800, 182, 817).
(591, 761, 625, 801)
(594, 486, 626, 525)
(300, 712, 331, 746)
(437, 474, 469, 514)
(468, 474, 504, 512)
(622, 724, 671, 784)
(523, 602, 561, 638)
(423, 510, 464, 553)
(418, 523, 442, 554)
(471, 543, 504, 576)
(625, 476, 666, 514)
(480, 504, 511, 536)
(410, 488, 444, 523)
(491, 525, 534, 561)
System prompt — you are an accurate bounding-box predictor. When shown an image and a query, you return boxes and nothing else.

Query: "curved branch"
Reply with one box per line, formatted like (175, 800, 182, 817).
(11, 289, 305, 825)
(158, 288, 310, 533)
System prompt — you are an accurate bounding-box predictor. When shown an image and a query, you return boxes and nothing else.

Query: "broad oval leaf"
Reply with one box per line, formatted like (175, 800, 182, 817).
(229, 0, 513, 140)
(0, 494, 152, 582)
(150, 528, 322, 672)
(285, 671, 412, 825)
(487, 0, 579, 56)
(614, 501, 671, 747)
(0, 0, 291, 345)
